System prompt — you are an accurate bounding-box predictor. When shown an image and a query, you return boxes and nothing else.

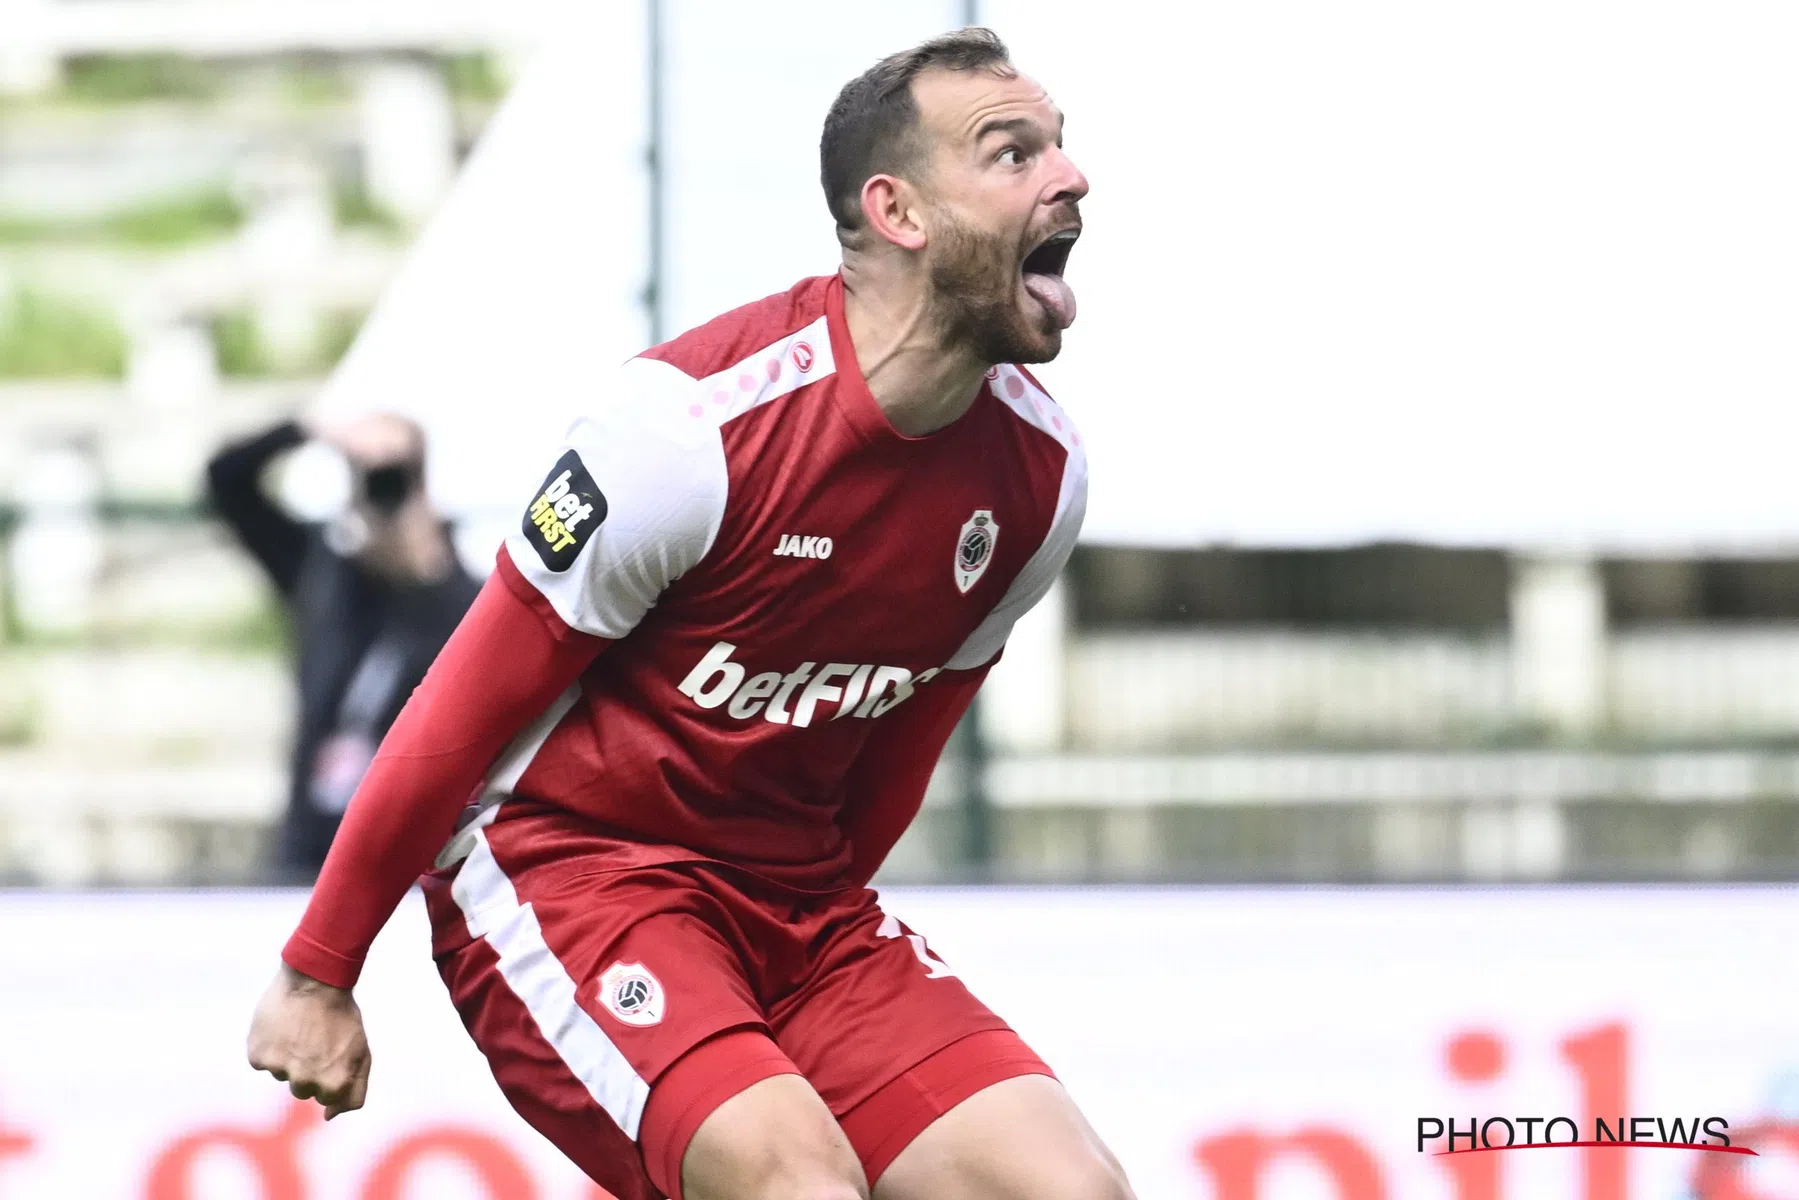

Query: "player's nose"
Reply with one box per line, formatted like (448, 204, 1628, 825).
(1046, 145, 1089, 207)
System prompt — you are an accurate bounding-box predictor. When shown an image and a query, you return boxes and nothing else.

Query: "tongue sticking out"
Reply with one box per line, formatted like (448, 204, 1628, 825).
(1023, 272, 1077, 329)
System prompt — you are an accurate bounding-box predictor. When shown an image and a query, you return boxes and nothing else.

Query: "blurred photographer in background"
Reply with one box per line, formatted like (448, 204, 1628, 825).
(205, 414, 479, 876)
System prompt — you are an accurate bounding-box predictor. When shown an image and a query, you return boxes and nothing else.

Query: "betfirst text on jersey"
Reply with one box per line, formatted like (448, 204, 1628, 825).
(523, 450, 607, 571)
(677, 640, 941, 727)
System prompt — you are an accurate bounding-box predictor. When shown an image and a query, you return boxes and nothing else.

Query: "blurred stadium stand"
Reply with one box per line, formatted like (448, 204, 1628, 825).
(2, 1, 1796, 887)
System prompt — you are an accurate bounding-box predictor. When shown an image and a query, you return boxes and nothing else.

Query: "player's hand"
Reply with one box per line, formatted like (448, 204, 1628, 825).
(246, 963, 371, 1120)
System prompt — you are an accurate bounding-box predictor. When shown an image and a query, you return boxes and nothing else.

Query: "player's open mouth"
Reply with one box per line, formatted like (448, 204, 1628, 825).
(1021, 229, 1079, 330)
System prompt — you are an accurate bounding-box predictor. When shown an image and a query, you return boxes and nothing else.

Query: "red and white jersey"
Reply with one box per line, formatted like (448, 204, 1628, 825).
(476, 273, 1086, 887)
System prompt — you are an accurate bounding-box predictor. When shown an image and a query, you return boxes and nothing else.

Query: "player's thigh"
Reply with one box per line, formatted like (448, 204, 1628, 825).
(773, 899, 1039, 1185)
(872, 1073, 1134, 1200)
(434, 933, 664, 1200)
(678, 1068, 870, 1200)
(426, 836, 777, 1199)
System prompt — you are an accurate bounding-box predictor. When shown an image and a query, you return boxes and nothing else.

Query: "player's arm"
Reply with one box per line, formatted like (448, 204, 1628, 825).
(248, 359, 727, 1117)
(279, 553, 606, 986)
(248, 555, 606, 1116)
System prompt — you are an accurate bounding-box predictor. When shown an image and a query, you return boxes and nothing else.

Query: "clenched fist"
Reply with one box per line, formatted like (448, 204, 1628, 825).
(246, 963, 371, 1119)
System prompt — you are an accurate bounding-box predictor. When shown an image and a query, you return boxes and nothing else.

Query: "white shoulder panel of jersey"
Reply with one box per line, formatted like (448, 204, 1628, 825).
(987, 364, 1082, 453)
(945, 366, 1089, 671)
(504, 357, 729, 639)
(689, 314, 836, 428)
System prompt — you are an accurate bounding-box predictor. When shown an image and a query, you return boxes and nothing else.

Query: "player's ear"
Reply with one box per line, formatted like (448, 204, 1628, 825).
(860, 174, 927, 252)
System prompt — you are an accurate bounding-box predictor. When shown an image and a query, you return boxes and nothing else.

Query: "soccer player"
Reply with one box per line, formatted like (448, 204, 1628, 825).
(247, 28, 1132, 1200)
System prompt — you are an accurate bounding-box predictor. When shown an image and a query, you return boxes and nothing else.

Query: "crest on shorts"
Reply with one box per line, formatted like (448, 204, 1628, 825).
(954, 509, 999, 594)
(598, 961, 666, 1027)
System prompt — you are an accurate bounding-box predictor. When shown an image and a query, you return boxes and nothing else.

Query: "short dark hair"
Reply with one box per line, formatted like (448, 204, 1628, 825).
(819, 27, 1014, 232)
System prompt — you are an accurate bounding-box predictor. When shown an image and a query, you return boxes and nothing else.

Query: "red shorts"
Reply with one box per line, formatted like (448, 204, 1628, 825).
(420, 805, 1052, 1200)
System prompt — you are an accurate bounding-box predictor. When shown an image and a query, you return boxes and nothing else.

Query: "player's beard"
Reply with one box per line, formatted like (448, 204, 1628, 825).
(929, 208, 1061, 367)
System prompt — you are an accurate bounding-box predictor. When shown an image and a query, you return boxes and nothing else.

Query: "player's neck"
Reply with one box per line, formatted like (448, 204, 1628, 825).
(841, 267, 988, 438)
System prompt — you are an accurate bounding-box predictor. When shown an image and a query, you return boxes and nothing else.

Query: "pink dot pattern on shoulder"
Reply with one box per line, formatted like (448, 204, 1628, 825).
(1005, 375, 1025, 399)
(737, 373, 756, 391)
(688, 404, 703, 418)
(765, 358, 782, 383)
(712, 389, 730, 405)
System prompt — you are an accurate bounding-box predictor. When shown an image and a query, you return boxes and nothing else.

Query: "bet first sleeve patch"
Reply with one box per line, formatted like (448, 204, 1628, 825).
(522, 449, 608, 571)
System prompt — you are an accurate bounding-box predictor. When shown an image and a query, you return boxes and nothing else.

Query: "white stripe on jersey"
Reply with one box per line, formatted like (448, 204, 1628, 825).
(944, 366, 1089, 671)
(490, 682, 581, 794)
(450, 828, 652, 1139)
(686, 314, 836, 422)
(988, 364, 1083, 454)
(435, 682, 581, 869)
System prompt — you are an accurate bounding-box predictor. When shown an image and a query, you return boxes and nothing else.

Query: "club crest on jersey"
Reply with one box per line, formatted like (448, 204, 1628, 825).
(597, 961, 665, 1027)
(954, 509, 999, 594)
(523, 450, 607, 572)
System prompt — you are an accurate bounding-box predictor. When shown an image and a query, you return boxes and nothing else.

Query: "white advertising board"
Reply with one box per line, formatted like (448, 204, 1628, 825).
(0, 887, 1793, 1198)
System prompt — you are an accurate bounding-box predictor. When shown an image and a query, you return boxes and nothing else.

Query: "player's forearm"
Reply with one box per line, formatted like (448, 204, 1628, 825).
(280, 748, 477, 987)
(282, 558, 606, 987)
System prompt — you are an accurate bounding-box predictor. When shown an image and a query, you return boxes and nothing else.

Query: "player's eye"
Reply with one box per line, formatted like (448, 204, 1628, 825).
(997, 145, 1026, 166)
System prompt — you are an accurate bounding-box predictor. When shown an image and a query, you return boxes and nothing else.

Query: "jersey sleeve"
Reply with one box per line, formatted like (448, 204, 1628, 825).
(502, 357, 728, 640)
(943, 436, 1087, 671)
(281, 571, 606, 988)
(281, 360, 723, 989)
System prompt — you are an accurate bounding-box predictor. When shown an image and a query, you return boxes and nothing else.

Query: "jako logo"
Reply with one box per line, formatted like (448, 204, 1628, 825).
(774, 534, 833, 559)
(677, 641, 938, 726)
